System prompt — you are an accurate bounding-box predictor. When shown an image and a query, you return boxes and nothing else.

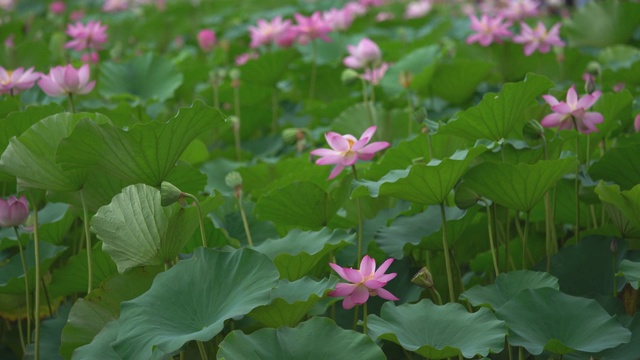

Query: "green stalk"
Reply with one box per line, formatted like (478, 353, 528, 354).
(406, 90, 414, 137)
(362, 302, 368, 335)
(30, 195, 41, 360)
(237, 197, 253, 248)
(80, 190, 93, 293)
(361, 77, 373, 125)
(233, 85, 241, 162)
(271, 89, 279, 134)
(352, 165, 363, 262)
(16, 307, 25, 353)
(197, 341, 208, 360)
(522, 211, 531, 270)
(67, 93, 76, 113)
(573, 118, 581, 242)
(13, 227, 31, 345)
(309, 41, 317, 101)
(484, 203, 500, 277)
(613, 253, 618, 297)
(439, 203, 456, 303)
(183, 193, 208, 248)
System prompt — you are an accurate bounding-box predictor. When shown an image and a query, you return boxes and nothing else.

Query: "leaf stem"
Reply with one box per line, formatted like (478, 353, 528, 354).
(80, 190, 93, 293)
(13, 227, 31, 345)
(30, 194, 41, 360)
(183, 193, 208, 248)
(439, 203, 456, 303)
(197, 341, 209, 360)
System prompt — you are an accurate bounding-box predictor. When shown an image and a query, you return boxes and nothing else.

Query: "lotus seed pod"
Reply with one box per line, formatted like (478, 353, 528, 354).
(411, 267, 434, 289)
(523, 119, 545, 141)
(160, 181, 183, 206)
(225, 171, 243, 188)
(341, 68, 360, 86)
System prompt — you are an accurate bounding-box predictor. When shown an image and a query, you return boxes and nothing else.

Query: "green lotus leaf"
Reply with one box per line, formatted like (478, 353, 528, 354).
(438, 73, 553, 141)
(564, 1, 640, 47)
(380, 45, 441, 97)
(56, 100, 225, 186)
(352, 146, 488, 205)
(0, 113, 102, 192)
(595, 182, 640, 233)
(59, 266, 161, 359)
(99, 53, 183, 101)
(426, 59, 494, 104)
(241, 49, 298, 86)
(253, 228, 355, 280)
(249, 276, 338, 327)
(618, 259, 640, 290)
(72, 320, 121, 360)
(91, 184, 221, 272)
(461, 270, 559, 310)
(0, 240, 66, 294)
(597, 315, 640, 360)
(216, 317, 385, 360)
(367, 299, 506, 359)
(591, 145, 640, 191)
(496, 287, 631, 355)
(254, 180, 348, 231)
(461, 157, 576, 212)
(23, 303, 70, 360)
(48, 244, 118, 299)
(112, 247, 279, 360)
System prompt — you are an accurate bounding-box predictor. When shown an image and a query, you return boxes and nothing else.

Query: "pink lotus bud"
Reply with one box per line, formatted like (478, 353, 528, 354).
(49, 1, 66, 14)
(197, 29, 216, 52)
(634, 114, 640, 133)
(81, 52, 100, 63)
(0, 195, 29, 228)
(343, 38, 382, 69)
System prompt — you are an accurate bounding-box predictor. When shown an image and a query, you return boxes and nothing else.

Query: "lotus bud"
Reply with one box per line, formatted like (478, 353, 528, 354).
(0, 195, 29, 228)
(411, 267, 434, 289)
(225, 171, 243, 199)
(610, 238, 618, 255)
(229, 68, 241, 88)
(454, 185, 480, 209)
(341, 68, 360, 86)
(523, 119, 545, 141)
(160, 181, 184, 206)
(586, 61, 601, 78)
(282, 128, 300, 143)
(399, 70, 413, 89)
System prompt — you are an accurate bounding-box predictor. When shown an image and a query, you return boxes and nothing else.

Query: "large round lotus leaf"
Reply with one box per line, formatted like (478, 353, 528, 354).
(461, 270, 559, 310)
(72, 320, 121, 360)
(495, 287, 631, 355)
(618, 259, 640, 290)
(91, 184, 220, 273)
(216, 317, 385, 360)
(367, 299, 506, 359)
(112, 247, 279, 360)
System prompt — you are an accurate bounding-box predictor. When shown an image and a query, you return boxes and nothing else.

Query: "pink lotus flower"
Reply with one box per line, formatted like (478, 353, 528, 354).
(329, 255, 399, 310)
(323, 8, 355, 32)
(512, 21, 564, 56)
(466, 14, 512, 46)
(65, 20, 108, 51)
(235, 52, 259, 66)
(344, 2, 367, 16)
(404, 0, 432, 19)
(248, 16, 295, 48)
(376, 12, 395, 22)
(362, 62, 389, 85)
(293, 12, 332, 45)
(38, 64, 95, 97)
(344, 38, 382, 69)
(197, 29, 216, 52)
(541, 85, 604, 134)
(310, 125, 390, 179)
(0, 67, 41, 95)
(81, 52, 100, 64)
(0, 195, 29, 228)
(500, 0, 540, 21)
(634, 114, 640, 133)
(102, 0, 129, 12)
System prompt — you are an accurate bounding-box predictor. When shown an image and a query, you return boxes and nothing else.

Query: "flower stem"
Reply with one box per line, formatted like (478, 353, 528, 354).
(183, 193, 208, 248)
(67, 93, 76, 114)
(309, 41, 317, 101)
(13, 227, 31, 346)
(439, 203, 456, 302)
(17, 306, 25, 353)
(406, 90, 414, 137)
(361, 78, 373, 125)
(271, 89, 279, 134)
(573, 119, 581, 242)
(429, 288, 443, 305)
(352, 165, 363, 261)
(613, 252, 618, 297)
(80, 190, 93, 293)
(484, 203, 500, 277)
(362, 302, 368, 335)
(30, 194, 41, 360)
